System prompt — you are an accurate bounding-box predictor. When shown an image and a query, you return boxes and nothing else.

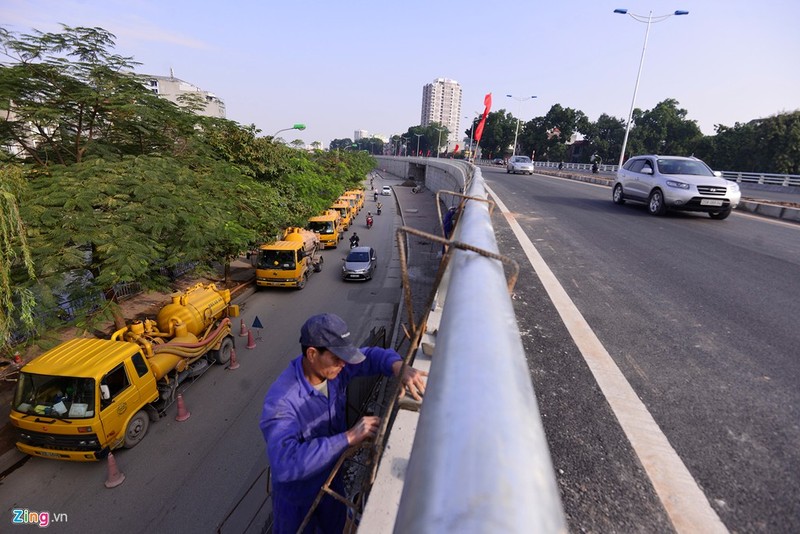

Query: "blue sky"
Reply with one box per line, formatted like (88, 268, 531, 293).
(5, 0, 799, 148)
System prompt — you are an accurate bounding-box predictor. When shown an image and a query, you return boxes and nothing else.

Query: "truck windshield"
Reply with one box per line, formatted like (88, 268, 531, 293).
(308, 221, 335, 235)
(258, 250, 296, 270)
(13, 372, 96, 419)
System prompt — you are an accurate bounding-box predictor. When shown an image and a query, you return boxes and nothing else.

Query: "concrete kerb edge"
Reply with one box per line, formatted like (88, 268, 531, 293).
(534, 169, 800, 223)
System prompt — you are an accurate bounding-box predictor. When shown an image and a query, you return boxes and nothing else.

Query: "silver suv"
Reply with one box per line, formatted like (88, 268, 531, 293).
(612, 155, 740, 219)
(507, 156, 534, 175)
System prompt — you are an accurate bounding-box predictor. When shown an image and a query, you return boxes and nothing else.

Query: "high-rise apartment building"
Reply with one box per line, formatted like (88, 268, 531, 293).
(421, 78, 462, 151)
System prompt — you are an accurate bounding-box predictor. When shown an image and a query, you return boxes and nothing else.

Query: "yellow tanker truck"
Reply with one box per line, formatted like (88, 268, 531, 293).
(255, 227, 323, 290)
(9, 283, 238, 461)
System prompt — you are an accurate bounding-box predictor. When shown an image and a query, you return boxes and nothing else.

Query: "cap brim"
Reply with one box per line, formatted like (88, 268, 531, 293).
(328, 344, 366, 364)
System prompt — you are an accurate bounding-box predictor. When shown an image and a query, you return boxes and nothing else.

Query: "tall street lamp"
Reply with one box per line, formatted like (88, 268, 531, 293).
(435, 127, 445, 158)
(614, 8, 688, 167)
(506, 95, 536, 157)
(272, 123, 306, 138)
(414, 133, 423, 157)
(466, 111, 481, 163)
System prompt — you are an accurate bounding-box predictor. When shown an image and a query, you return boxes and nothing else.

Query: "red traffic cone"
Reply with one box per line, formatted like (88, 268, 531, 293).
(228, 348, 240, 370)
(104, 452, 126, 488)
(239, 318, 248, 337)
(175, 394, 191, 422)
(246, 329, 256, 350)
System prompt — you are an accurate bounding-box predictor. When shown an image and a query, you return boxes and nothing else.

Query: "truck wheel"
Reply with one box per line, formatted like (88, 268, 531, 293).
(124, 410, 150, 448)
(314, 258, 323, 273)
(297, 273, 307, 290)
(212, 337, 233, 365)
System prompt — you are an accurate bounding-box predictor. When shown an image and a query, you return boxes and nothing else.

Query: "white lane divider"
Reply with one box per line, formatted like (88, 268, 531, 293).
(485, 184, 728, 534)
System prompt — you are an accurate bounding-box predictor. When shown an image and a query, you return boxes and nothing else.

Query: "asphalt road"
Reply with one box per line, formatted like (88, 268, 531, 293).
(482, 166, 800, 532)
(0, 182, 405, 532)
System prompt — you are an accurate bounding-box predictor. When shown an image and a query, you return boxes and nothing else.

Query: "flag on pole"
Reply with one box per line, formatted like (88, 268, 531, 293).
(474, 92, 493, 143)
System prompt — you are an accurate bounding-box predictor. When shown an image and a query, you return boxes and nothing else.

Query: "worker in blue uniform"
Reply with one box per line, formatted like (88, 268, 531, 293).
(259, 313, 427, 534)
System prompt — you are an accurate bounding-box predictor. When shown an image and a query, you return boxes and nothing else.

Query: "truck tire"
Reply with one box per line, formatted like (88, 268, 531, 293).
(297, 273, 308, 290)
(212, 337, 234, 365)
(314, 257, 323, 273)
(124, 410, 150, 448)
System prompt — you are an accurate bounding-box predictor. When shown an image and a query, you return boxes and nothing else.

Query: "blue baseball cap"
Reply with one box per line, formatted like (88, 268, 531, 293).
(299, 313, 365, 364)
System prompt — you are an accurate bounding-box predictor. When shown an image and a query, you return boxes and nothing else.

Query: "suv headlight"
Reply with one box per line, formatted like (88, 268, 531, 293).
(666, 180, 690, 189)
(729, 181, 740, 191)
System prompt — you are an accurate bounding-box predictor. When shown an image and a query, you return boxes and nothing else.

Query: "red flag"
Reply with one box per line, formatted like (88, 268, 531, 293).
(474, 92, 492, 143)
(454, 144, 459, 153)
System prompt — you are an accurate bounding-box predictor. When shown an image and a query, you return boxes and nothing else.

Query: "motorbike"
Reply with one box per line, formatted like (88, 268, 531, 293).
(376, 206, 382, 216)
(592, 162, 599, 174)
(366, 216, 374, 229)
(350, 237, 360, 248)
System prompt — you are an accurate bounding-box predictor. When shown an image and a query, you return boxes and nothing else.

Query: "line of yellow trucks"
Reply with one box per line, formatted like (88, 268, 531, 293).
(9, 188, 367, 461)
(254, 188, 365, 290)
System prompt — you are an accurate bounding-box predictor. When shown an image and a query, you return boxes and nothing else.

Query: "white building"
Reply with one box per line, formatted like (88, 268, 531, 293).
(141, 72, 226, 118)
(354, 130, 368, 141)
(421, 78, 462, 151)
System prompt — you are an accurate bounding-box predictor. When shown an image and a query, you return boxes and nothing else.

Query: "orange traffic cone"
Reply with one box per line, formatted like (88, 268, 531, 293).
(239, 318, 248, 337)
(228, 348, 240, 370)
(246, 329, 256, 350)
(175, 394, 191, 422)
(104, 452, 126, 488)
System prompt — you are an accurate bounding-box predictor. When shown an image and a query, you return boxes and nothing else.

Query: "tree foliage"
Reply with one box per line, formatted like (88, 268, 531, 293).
(0, 24, 374, 343)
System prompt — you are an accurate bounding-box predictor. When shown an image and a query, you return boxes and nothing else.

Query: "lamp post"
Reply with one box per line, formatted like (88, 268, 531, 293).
(414, 133, 423, 157)
(272, 123, 306, 138)
(466, 111, 481, 163)
(506, 95, 536, 157)
(614, 8, 688, 167)
(435, 127, 445, 158)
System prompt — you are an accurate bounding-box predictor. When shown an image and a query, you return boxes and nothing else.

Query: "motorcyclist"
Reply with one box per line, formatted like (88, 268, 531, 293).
(349, 233, 360, 248)
(373, 190, 378, 201)
(376, 202, 382, 215)
(366, 212, 373, 228)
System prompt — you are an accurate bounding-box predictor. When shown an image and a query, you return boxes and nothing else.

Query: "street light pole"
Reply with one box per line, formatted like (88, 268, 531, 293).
(614, 8, 688, 167)
(435, 127, 445, 158)
(466, 111, 481, 163)
(506, 95, 536, 157)
(414, 133, 423, 157)
(272, 123, 306, 138)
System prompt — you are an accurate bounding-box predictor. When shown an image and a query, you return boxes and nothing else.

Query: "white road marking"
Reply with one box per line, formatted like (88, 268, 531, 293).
(485, 183, 728, 534)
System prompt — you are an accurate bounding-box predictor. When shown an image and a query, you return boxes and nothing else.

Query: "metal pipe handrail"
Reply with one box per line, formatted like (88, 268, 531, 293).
(393, 166, 566, 533)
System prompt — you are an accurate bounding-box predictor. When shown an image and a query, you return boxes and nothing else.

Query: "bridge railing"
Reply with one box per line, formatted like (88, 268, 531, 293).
(374, 156, 567, 533)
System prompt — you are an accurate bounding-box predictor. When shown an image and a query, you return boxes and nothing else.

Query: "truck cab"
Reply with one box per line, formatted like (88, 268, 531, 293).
(331, 201, 352, 231)
(256, 240, 321, 290)
(307, 212, 340, 248)
(10, 339, 159, 461)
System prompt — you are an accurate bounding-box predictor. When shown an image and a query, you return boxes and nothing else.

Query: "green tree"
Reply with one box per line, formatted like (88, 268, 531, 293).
(583, 114, 626, 164)
(519, 104, 590, 161)
(0, 165, 36, 346)
(626, 99, 702, 158)
(466, 111, 516, 159)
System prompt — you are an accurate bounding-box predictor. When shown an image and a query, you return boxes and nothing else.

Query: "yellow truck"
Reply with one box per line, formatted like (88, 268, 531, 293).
(9, 283, 238, 461)
(339, 194, 360, 220)
(330, 201, 352, 231)
(255, 227, 323, 289)
(307, 211, 341, 249)
(344, 189, 365, 211)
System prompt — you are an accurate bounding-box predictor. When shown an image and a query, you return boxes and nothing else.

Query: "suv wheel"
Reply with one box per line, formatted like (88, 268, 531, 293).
(612, 184, 626, 205)
(648, 189, 667, 216)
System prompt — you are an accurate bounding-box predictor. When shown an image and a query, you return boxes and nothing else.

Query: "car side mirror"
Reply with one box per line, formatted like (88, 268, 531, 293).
(713, 171, 722, 177)
(100, 384, 110, 400)
(641, 167, 653, 175)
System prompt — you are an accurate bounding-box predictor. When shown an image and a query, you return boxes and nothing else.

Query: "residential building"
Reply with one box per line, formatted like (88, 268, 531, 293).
(141, 72, 226, 118)
(421, 78, 463, 152)
(354, 130, 368, 141)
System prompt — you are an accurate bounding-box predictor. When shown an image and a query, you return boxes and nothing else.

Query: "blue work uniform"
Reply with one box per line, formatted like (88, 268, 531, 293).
(260, 346, 401, 534)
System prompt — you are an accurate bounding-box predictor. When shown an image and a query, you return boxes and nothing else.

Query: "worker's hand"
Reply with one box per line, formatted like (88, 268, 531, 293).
(346, 416, 381, 445)
(392, 361, 428, 401)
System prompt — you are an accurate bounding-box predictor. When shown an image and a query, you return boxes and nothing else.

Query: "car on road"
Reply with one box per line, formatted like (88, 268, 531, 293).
(342, 246, 377, 281)
(492, 158, 504, 166)
(612, 155, 741, 219)
(381, 186, 392, 196)
(507, 156, 534, 175)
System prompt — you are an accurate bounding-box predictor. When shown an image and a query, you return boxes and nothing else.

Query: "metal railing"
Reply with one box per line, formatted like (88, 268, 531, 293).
(385, 160, 566, 532)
